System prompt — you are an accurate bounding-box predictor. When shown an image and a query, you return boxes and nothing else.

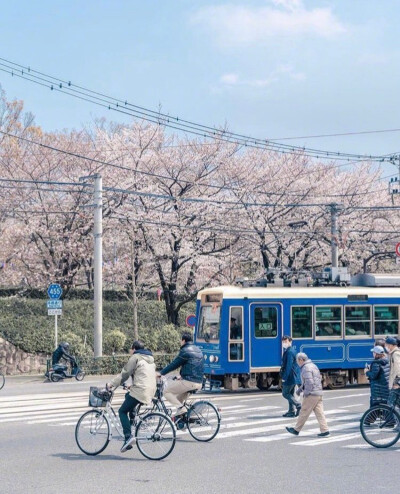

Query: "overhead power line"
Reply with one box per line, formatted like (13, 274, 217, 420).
(0, 57, 394, 163)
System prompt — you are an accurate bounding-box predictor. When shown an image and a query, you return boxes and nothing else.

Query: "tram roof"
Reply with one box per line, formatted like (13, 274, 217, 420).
(197, 285, 400, 300)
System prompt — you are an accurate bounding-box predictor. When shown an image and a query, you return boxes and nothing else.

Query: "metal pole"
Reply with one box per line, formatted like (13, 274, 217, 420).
(131, 237, 139, 340)
(93, 174, 103, 357)
(330, 204, 338, 268)
(55, 314, 58, 349)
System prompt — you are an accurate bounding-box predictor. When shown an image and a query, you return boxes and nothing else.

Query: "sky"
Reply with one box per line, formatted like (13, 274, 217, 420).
(1, 0, 400, 168)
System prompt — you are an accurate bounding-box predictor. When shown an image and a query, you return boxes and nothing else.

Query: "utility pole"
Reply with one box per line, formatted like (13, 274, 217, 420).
(79, 173, 103, 357)
(131, 236, 139, 340)
(93, 174, 103, 357)
(330, 203, 339, 268)
(388, 154, 400, 196)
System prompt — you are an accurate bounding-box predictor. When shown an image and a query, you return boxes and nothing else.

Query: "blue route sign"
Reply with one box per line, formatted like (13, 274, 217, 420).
(47, 300, 63, 309)
(47, 283, 62, 300)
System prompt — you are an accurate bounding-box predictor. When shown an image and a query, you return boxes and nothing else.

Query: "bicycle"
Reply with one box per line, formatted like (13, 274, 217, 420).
(0, 372, 4, 390)
(75, 384, 176, 460)
(360, 387, 400, 448)
(151, 377, 221, 442)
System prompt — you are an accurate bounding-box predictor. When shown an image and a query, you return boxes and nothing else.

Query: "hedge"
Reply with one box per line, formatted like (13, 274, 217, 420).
(0, 298, 196, 356)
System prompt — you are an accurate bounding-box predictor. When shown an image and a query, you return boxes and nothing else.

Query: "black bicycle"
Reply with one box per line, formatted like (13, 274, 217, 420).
(360, 391, 400, 448)
(152, 377, 221, 442)
(0, 372, 4, 390)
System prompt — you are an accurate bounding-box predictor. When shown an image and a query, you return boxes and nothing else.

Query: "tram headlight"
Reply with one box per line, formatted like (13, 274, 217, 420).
(209, 355, 215, 363)
(204, 354, 208, 360)
(214, 356, 219, 363)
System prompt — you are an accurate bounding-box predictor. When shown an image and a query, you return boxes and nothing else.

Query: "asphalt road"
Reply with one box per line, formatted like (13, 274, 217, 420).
(0, 376, 399, 494)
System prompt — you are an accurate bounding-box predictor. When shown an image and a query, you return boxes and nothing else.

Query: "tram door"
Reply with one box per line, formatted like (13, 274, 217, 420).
(250, 303, 282, 368)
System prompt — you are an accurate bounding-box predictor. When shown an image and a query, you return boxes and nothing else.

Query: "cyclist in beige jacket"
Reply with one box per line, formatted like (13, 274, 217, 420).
(108, 340, 156, 452)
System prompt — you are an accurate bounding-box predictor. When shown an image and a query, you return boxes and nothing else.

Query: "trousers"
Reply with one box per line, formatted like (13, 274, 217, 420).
(163, 378, 202, 414)
(294, 395, 329, 433)
(118, 393, 142, 439)
(282, 384, 300, 412)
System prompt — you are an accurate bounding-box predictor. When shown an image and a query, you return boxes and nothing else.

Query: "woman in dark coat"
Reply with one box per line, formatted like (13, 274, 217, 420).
(366, 345, 390, 407)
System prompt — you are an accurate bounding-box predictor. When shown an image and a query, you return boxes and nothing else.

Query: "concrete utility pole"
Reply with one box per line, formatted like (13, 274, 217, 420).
(330, 203, 339, 268)
(93, 174, 103, 357)
(131, 236, 139, 341)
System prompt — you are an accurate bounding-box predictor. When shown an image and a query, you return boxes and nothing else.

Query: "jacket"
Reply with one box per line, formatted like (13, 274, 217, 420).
(299, 359, 323, 397)
(388, 347, 400, 389)
(161, 343, 204, 383)
(52, 346, 76, 366)
(366, 357, 389, 401)
(280, 346, 301, 386)
(111, 349, 156, 405)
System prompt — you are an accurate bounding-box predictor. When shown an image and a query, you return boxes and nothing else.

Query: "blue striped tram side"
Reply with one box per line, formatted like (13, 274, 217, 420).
(194, 285, 400, 390)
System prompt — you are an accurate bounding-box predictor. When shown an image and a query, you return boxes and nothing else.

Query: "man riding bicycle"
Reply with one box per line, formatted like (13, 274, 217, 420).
(107, 340, 156, 453)
(159, 332, 204, 422)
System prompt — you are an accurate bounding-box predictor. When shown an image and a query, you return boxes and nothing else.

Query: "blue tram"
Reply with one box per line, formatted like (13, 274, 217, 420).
(193, 273, 400, 390)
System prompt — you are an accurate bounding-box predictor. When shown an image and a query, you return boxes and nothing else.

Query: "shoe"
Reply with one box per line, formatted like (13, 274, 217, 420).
(282, 412, 296, 418)
(317, 431, 330, 437)
(120, 435, 135, 453)
(286, 427, 299, 436)
(295, 407, 301, 417)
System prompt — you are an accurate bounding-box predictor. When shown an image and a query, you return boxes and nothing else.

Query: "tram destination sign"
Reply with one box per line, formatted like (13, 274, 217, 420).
(347, 294, 368, 302)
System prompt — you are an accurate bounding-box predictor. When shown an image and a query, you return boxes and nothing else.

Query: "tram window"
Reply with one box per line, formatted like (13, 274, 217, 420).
(315, 306, 342, 338)
(229, 343, 244, 361)
(229, 307, 243, 340)
(374, 306, 399, 336)
(345, 306, 371, 337)
(198, 304, 221, 343)
(291, 306, 312, 338)
(254, 307, 277, 338)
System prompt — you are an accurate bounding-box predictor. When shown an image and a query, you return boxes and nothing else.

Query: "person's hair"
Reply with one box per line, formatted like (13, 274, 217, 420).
(131, 340, 145, 350)
(282, 335, 292, 342)
(375, 339, 386, 347)
(296, 352, 308, 362)
(181, 331, 193, 343)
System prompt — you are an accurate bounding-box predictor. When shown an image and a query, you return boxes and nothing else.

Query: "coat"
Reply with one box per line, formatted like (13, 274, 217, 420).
(299, 359, 323, 397)
(110, 349, 156, 405)
(280, 346, 301, 386)
(161, 343, 204, 383)
(366, 357, 389, 401)
(388, 347, 400, 389)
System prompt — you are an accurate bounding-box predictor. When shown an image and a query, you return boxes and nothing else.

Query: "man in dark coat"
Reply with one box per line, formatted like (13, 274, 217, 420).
(366, 345, 389, 407)
(160, 332, 204, 419)
(280, 335, 302, 417)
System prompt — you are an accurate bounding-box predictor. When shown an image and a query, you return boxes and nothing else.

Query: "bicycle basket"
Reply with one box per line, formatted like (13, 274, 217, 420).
(89, 387, 111, 407)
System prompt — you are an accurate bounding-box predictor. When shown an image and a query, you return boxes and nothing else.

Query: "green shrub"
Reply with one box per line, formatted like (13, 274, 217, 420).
(103, 329, 126, 354)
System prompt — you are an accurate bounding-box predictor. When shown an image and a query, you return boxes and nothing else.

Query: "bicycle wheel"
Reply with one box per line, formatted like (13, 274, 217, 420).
(135, 412, 176, 460)
(360, 405, 400, 448)
(187, 400, 221, 442)
(0, 373, 4, 390)
(75, 410, 110, 455)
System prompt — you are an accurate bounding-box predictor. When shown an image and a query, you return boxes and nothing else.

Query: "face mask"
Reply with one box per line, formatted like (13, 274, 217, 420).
(282, 343, 290, 349)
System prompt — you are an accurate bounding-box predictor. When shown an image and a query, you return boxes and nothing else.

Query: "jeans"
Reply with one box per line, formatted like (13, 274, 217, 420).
(282, 384, 300, 413)
(119, 393, 141, 439)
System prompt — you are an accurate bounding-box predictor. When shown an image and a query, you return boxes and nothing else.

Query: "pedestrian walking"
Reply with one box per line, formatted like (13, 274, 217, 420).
(280, 335, 301, 417)
(365, 345, 389, 407)
(286, 352, 330, 437)
(385, 336, 400, 407)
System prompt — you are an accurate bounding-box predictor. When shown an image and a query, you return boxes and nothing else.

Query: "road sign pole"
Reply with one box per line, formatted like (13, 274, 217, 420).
(55, 314, 58, 350)
(94, 174, 103, 357)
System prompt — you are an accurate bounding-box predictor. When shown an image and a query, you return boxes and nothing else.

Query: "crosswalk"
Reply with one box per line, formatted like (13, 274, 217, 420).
(0, 388, 394, 450)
